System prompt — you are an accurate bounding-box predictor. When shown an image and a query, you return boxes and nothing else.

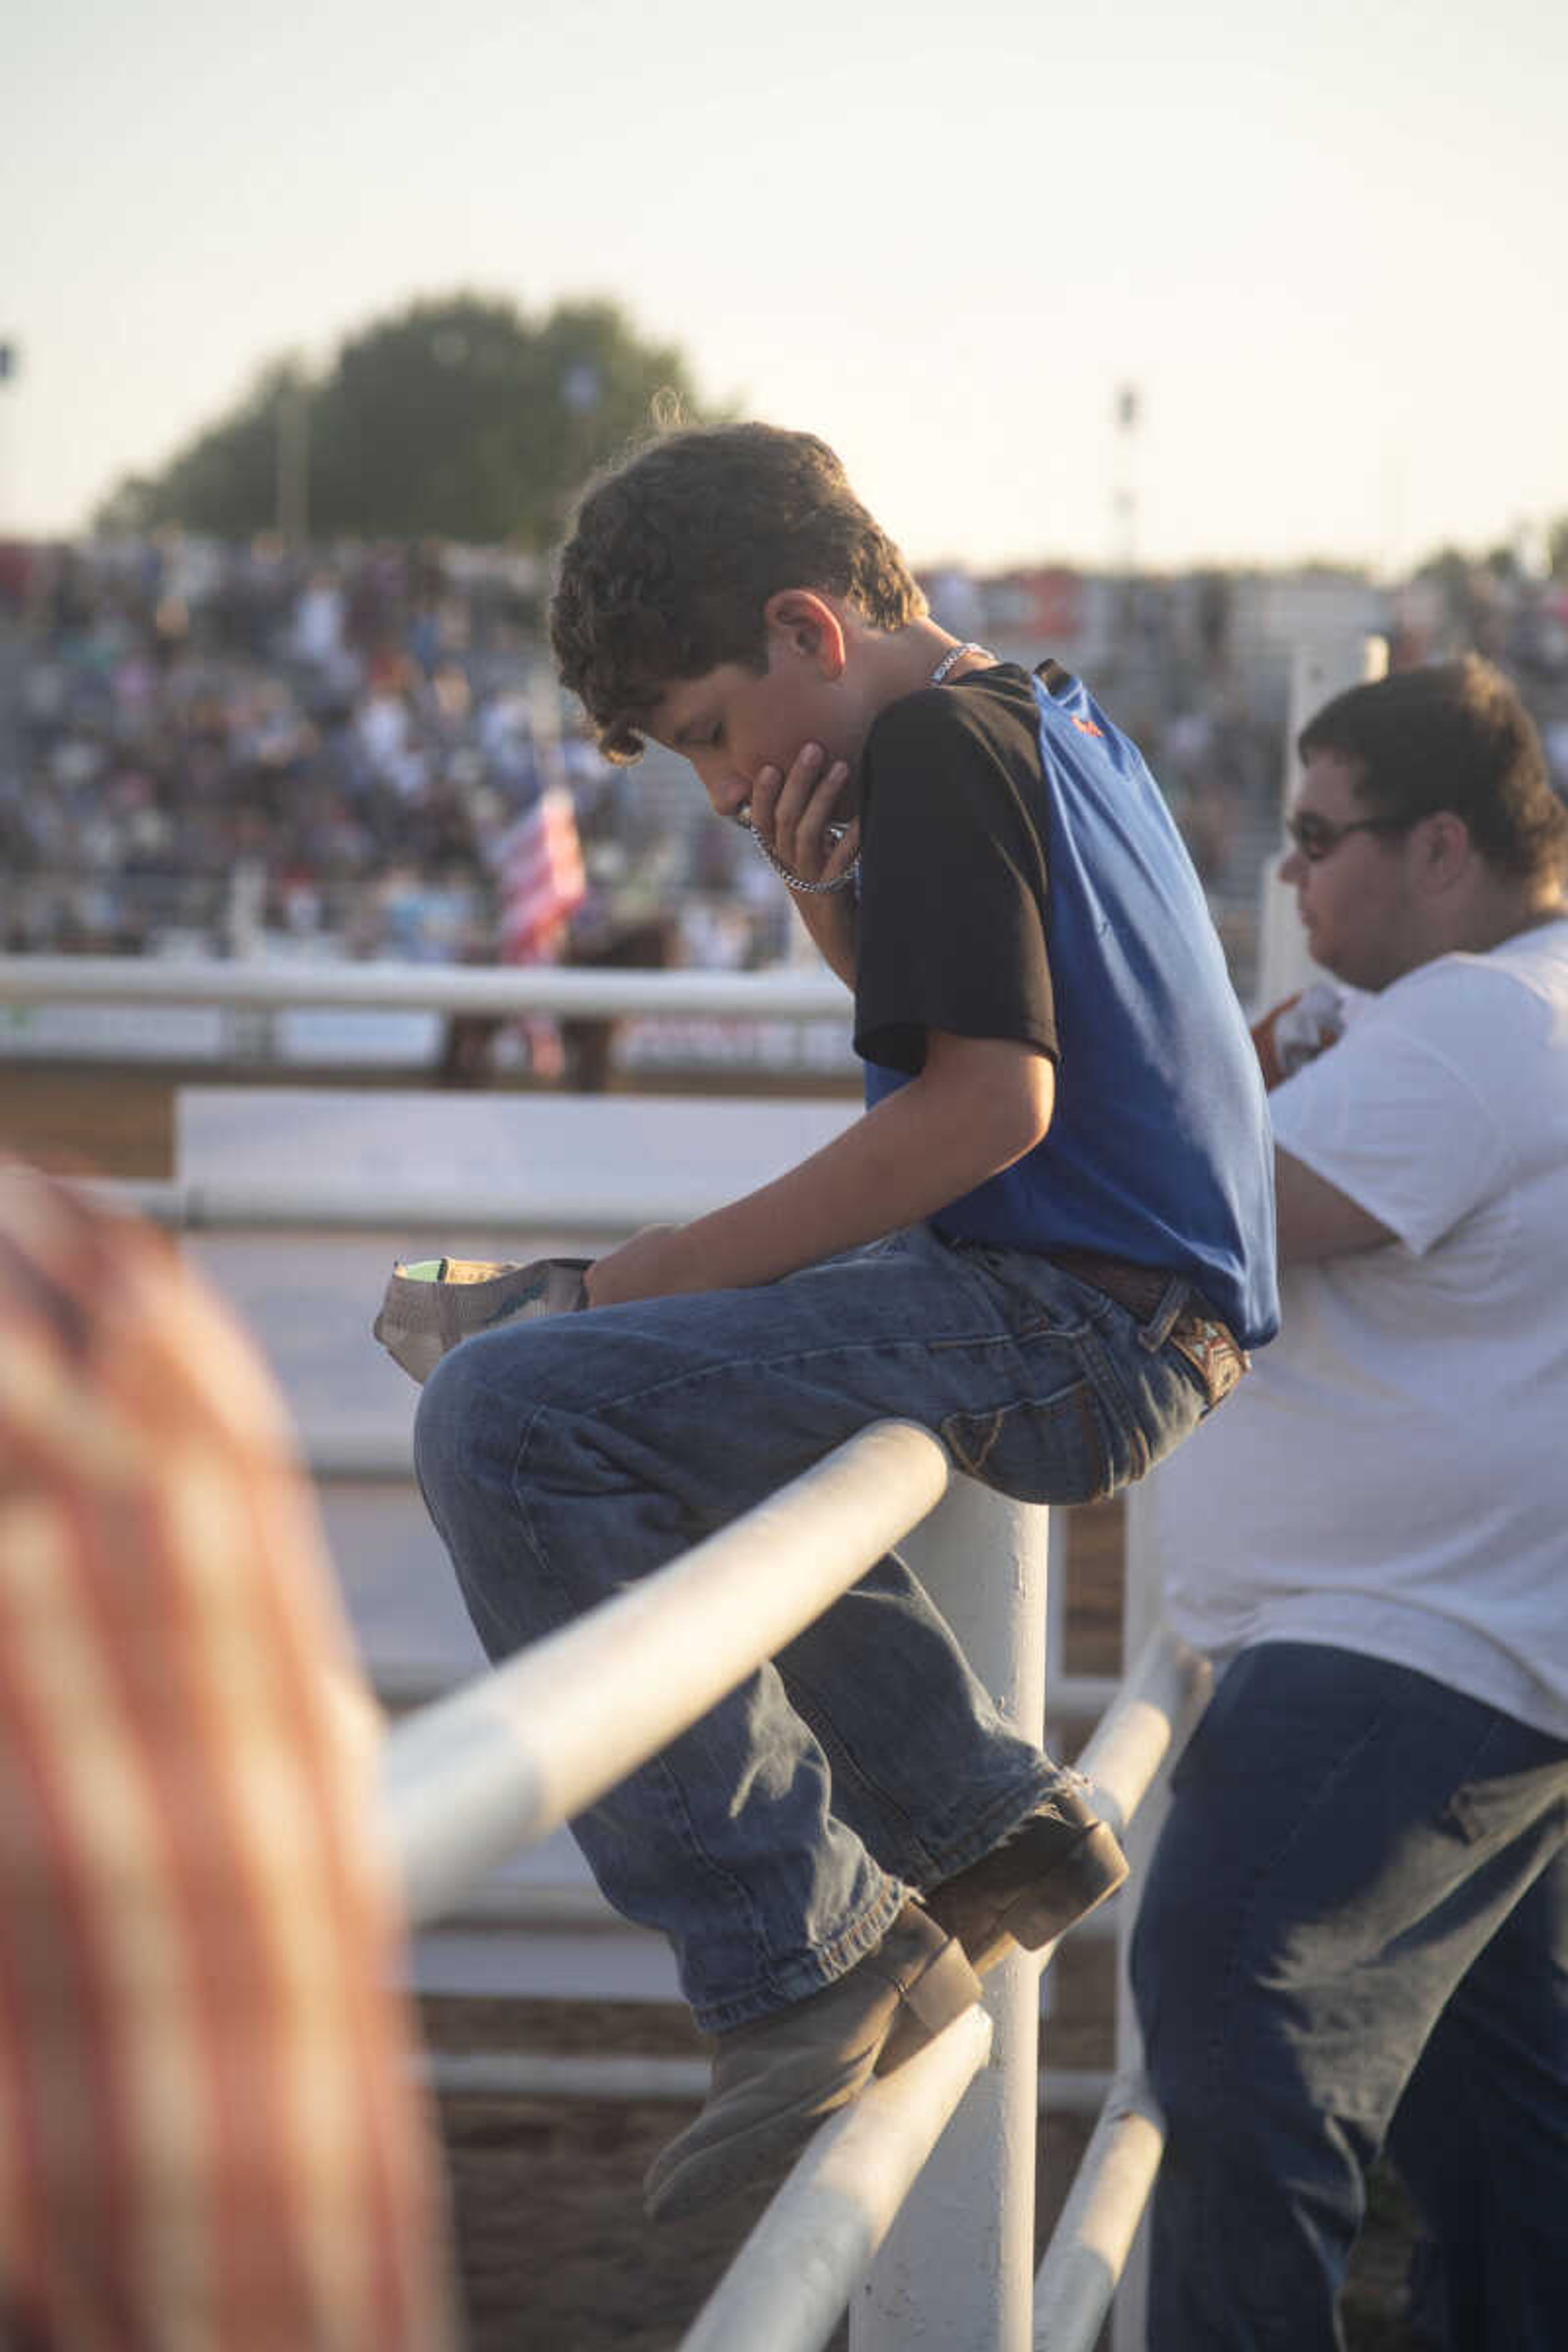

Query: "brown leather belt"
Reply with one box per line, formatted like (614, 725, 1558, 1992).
(1050, 1248, 1250, 1408)
(1051, 1248, 1188, 1323)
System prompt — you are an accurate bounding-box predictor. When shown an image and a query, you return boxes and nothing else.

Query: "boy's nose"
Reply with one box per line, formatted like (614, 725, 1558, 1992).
(707, 782, 751, 824)
(697, 760, 750, 822)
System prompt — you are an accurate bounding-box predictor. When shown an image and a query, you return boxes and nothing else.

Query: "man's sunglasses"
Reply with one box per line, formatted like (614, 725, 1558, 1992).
(1284, 810, 1414, 863)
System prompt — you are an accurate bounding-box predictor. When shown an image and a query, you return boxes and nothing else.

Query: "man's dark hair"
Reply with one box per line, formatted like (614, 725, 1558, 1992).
(1298, 655, 1567, 885)
(549, 422, 927, 761)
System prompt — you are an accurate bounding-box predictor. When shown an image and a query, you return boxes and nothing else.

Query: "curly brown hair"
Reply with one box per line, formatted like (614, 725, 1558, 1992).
(1299, 655, 1568, 887)
(549, 422, 927, 761)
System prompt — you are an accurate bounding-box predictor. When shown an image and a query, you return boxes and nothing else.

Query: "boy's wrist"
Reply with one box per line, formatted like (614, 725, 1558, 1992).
(793, 889, 857, 987)
(584, 1222, 702, 1308)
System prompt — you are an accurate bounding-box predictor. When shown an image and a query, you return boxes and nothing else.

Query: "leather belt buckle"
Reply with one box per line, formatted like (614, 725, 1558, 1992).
(1167, 1313, 1250, 1408)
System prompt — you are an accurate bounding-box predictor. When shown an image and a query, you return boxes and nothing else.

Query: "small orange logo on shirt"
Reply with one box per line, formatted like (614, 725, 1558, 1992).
(1071, 715, 1104, 737)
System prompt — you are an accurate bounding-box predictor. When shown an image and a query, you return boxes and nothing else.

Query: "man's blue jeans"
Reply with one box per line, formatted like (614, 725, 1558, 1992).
(1132, 1641, 1568, 2351)
(414, 1225, 1210, 2031)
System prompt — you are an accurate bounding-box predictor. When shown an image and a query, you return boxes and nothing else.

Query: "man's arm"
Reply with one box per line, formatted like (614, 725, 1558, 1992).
(586, 1030, 1053, 1306)
(1274, 1145, 1396, 1265)
(1253, 989, 1394, 1263)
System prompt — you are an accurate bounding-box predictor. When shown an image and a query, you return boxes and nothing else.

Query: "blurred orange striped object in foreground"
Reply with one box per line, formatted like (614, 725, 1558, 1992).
(0, 1159, 456, 2350)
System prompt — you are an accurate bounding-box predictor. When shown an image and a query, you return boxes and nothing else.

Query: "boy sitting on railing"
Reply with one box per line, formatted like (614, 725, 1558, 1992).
(410, 422, 1279, 2222)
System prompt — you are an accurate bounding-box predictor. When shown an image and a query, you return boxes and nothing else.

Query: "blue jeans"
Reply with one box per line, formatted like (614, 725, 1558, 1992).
(1132, 1642, 1568, 2352)
(414, 1224, 1210, 2031)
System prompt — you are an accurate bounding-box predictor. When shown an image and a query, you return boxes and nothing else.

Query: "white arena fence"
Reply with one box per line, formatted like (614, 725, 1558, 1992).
(8, 950, 1214, 2350)
(0, 951, 851, 1021)
(374, 1408, 1208, 2352)
(383, 1423, 1209, 2352)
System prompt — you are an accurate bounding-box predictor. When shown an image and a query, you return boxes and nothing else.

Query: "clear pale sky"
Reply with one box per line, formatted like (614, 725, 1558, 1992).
(3, 0, 1563, 576)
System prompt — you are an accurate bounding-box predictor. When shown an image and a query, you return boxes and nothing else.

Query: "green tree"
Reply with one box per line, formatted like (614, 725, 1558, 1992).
(94, 292, 708, 546)
(98, 357, 312, 541)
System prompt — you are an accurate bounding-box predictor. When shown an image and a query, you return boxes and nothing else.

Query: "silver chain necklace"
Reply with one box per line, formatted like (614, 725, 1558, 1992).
(744, 641, 997, 894)
(928, 639, 993, 686)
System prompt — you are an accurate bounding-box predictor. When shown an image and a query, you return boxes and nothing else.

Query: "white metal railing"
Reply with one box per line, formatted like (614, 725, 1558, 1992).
(381, 1428, 1206, 2352)
(1033, 2071, 1167, 2349)
(379, 1416, 1014, 2351)
(0, 952, 847, 1022)
(682, 2009, 996, 2352)
(382, 1419, 948, 1921)
(421, 2048, 1118, 2118)
(1071, 1628, 1211, 1847)
(413, 1619, 1209, 2164)
(96, 1176, 761, 1236)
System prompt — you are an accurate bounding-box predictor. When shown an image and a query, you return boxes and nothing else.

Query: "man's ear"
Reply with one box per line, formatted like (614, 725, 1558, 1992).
(1414, 808, 1474, 894)
(763, 589, 847, 679)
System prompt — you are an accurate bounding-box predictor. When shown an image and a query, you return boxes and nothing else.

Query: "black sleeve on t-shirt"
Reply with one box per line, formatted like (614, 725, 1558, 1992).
(852, 670, 1058, 1077)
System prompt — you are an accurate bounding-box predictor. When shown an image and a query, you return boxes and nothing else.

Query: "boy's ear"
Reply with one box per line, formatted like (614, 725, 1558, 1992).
(763, 589, 847, 680)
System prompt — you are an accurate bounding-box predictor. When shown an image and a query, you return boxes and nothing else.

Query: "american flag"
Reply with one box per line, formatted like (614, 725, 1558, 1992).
(497, 785, 587, 964)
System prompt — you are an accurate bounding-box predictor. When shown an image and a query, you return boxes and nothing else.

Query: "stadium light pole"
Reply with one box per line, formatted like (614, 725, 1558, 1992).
(276, 377, 310, 553)
(0, 340, 17, 533)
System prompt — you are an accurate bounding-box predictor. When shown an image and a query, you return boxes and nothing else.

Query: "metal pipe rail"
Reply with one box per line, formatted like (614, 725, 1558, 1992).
(1019, 1627, 1210, 2351)
(682, 2010, 996, 2352)
(1033, 2071, 1166, 2349)
(667, 1627, 1210, 2352)
(381, 1418, 949, 1922)
(382, 1463, 1207, 2349)
(97, 1175, 732, 1237)
(0, 952, 848, 1022)
(378, 1412, 1037, 2349)
(1074, 1626, 1212, 1845)
(422, 2047, 1116, 2118)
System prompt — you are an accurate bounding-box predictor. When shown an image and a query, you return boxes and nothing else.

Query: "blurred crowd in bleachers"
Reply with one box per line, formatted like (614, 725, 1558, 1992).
(0, 535, 652, 964)
(2, 532, 1565, 999)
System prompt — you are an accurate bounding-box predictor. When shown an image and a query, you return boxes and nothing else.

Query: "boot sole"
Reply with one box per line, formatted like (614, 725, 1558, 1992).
(927, 1818, 1131, 1978)
(991, 1821, 1129, 1951)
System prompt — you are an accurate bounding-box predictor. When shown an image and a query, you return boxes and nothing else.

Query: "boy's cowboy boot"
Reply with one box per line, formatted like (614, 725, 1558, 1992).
(644, 1901, 980, 2224)
(916, 1783, 1128, 1984)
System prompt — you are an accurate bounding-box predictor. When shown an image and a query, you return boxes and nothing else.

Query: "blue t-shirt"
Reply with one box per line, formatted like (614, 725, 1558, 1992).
(856, 662, 1278, 1349)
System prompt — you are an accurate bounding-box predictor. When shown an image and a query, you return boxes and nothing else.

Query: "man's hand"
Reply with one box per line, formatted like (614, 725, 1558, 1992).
(1251, 983, 1345, 1090)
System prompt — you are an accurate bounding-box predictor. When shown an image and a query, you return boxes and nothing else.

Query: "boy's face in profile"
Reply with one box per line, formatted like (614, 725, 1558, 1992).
(648, 597, 870, 830)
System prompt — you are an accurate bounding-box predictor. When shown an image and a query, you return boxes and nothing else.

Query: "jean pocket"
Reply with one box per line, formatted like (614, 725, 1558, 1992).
(940, 1236, 1099, 1343)
(940, 1377, 1110, 1505)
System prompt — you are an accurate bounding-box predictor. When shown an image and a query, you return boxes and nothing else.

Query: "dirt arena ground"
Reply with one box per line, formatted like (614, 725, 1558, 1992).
(2, 1060, 1421, 2348)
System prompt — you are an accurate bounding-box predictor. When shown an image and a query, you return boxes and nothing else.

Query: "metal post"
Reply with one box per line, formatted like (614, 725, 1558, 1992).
(1107, 1478, 1167, 2352)
(852, 1482, 1048, 2352)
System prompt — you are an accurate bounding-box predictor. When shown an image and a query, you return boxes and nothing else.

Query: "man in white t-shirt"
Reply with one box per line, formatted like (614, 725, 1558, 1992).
(1132, 655, 1568, 2352)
